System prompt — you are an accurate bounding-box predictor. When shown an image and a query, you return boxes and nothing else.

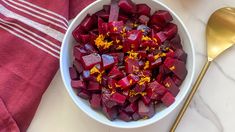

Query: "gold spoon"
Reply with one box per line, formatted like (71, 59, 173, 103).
(170, 7, 235, 132)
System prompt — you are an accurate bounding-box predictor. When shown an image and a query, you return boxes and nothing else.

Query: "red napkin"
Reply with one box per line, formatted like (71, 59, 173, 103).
(0, 0, 94, 131)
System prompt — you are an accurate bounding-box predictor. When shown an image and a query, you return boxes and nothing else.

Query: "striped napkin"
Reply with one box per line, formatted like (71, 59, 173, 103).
(0, 0, 94, 131)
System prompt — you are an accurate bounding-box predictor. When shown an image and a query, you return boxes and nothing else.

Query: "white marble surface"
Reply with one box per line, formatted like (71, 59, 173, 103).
(28, 0, 235, 132)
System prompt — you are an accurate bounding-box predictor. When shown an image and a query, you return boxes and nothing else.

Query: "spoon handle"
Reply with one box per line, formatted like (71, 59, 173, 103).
(170, 60, 212, 132)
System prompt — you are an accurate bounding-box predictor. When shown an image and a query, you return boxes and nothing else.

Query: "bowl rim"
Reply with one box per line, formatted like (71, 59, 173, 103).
(60, 0, 195, 129)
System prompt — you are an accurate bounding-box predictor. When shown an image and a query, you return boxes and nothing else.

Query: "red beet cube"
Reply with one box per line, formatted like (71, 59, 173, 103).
(84, 43, 98, 54)
(172, 75, 183, 86)
(73, 46, 87, 61)
(111, 92, 126, 104)
(150, 10, 173, 27)
(73, 60, 84, 73)
(126, 30, 143, 50)
(136, 4, 151, 16)
(88, 81, 101, 91)
(117, 76, 131, 89)
(81, 14, 97, 31)
(138, 100, 155, 118)
(169, 49, 187, 63)
(108, 66, 124, 79)
(80, 34, 90, 44)
(164, 57, 187, 80)
(147, 81, 167, 100)
(71, 80, 86, 89)
(125, 58, 139, 74)
(118, 0, 136, 13)
(133, 84, 146, 93)
(102, 54, 116, 69)
(119, 111, 132, 122)
(163, 23, 178, 39)
(72, 25, 85, 42)
(139, 15, 150, 25)
(161, 92, 175, 107)
(128, 94, 141, 103)
(102, 91, 118, 108)
(98, 17, 104, 34)
(109, 0, 120, 22)
(141, 95, 151, 105)
(102, 106, 118, 120)
(108, 21, 124, 33)
(90, 94, 101, 109)
(132, 112, 141, 121)
(107, 78, 117, 89)
(150, 57, 162, 68)
(127, 74, 140, 84)
(109, 53, 124, 63)
(69, 67, 78, 80)
(169, 34, 183, 50)
(118, 13, 129, 22)
(81, 53, 101, 69)
(154, 31, 167, 44)
(163, 77, 180, 97)
(78, 89, 90, 100)
(124, 102, 138, 113)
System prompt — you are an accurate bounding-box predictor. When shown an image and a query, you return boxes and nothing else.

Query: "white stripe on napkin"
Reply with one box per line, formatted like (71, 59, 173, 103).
(7, 0, 68, 28)
(0, 5, 64, 42)
(0, 24, 60, 58)
(2, 0, 67, 30)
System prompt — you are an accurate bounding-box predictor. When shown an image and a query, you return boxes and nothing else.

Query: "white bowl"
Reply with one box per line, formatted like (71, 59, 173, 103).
(60, 0, 195, 128)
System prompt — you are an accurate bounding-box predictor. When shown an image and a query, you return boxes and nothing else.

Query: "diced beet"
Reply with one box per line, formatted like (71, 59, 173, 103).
(154, 31, 167, 44)
(123, 40, 131, 52)
(132, 112, 141, 121)
(109, 0, 120, 22)
(103, 5, 111, 13)
(142, 70, 152, 77)
(126, 30, 143, 50)
(103, 106, 118, 120)
(82, 70, 96, 81)
(72, 25, 85, 42)
(172, 49, 187, 63)
(147, 54, 155, 62)
(107, 78, 117, 89)
(133, 84, 146, 93)
(150, 10, 173, 27)
(138, 100, 155, 118)
(95, 11, 109, 20)
(136, 4, 151, 16)
(159, 64, 171, 75)
(108, 66, 124, 79)
(151, 25, 162, 32)
(147, 81, 167, 100)
(102, 54, 116, 69)
(71, 80, 86, 89)
(90, 94, 101, 109)
(161, 92, 175, 107)
(108, 21, 124, 34)
(69, 67, 78, 80)
(164, 57, 187, 80)
(118, 0, 136, 13)
(78, 89, 90, 100)
(124, 102, 137, 113)
(73, 46, 87, 61)
(163, 23, 178, 39)
(169, 34, 183, 50)
(129, 94, 141, 103)
(139, 15, 150, 25)
(150, 58, 162, 68)
(73, 60, 84, 73)
(127, 74, 140, 84)
(109, 53, 124, 63)
(111, 92, 126, 104)
(141, 95, 151, 105)
(102, 92, 118, 108)
(118, 13, 128, 22)
(84, 43, 98, 53)
(81, 14, 97, 31)
(80, 34, 90, 44)
(101, 74, 108, 86)
(172, 75, 183, 86)
(125, 58, 139, 74)
(98, 17, 104, 34)
(163, 77, 180, 96)
(88, 81, 101, 91)
(117, 76, 131, 89)
(137, 25, 151, 35)
(81, 53, 101, 69)
(119, 111, 132, 122)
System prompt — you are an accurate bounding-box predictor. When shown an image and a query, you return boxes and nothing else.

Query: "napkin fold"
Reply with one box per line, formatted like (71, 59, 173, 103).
(0, 0, 94, 131)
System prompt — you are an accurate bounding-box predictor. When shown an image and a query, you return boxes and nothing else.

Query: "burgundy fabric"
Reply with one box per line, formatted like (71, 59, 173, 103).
(0, 0, 94, 131)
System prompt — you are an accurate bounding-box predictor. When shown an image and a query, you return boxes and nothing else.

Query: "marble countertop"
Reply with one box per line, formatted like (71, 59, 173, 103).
(28, 0, 235, 132)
